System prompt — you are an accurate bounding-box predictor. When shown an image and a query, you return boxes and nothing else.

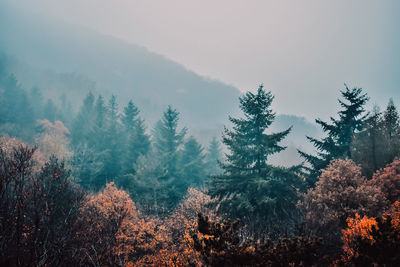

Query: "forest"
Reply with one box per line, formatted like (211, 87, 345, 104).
(1, 52, 400, 266)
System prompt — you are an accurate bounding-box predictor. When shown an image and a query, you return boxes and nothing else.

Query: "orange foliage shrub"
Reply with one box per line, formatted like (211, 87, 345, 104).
(342, 214, 378, 260)
(301, 159, 387, 236)
(370, 158, 400, 204)
(137, 188, 213, 266)
(75, 183, 165, 266)
(339, 201, 400, 265)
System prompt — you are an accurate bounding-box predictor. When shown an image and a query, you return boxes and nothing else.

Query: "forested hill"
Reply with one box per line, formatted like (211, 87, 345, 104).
(0, 3, 321, 160)
(0, 3, 241, 130)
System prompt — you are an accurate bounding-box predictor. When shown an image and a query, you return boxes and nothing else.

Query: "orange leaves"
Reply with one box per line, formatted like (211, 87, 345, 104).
(301, 159, 387, 235)
(77, 182, 165, 265)
(340, 201, 400, 264)
(342, 213, 378, 260)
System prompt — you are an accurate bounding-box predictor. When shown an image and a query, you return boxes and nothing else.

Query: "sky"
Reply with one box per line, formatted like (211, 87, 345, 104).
(6, 0, 400, 120)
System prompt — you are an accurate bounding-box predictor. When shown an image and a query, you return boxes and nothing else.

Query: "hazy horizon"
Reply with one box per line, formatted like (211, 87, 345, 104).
(2, 0, 400, 120)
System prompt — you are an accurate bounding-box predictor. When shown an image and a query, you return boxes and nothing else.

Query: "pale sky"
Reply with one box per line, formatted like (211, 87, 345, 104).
(7, 0, 400, 120)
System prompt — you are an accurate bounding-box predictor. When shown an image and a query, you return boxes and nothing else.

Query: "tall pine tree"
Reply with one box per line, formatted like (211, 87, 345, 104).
(205, 137, 223, 176)
(132, 105, 187, 215)
(299, 85, 369, 186)
(121, 100, 150, 174)
(181, 136, 206, 187)
(209, 85, 302, 237)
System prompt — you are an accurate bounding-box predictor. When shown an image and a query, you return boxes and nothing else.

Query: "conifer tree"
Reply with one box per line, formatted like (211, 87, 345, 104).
(299, 85, 369, 185)
(44, 99, 58, 123)
(351, 106, 385, 177)
(205, 137, 223, 176)
(101, 95, 122, 183)
(383, 98, 400, 139)
(153, 105, 187, 179)
(352, 100, 400, 177)
(121, 100, 150, 174)
(132, 105, 187, 214)
(209, 85, 301, 236)
(181, 136, 206, 187)
(71, 91, 95, 147)
(91, 95, 107, 150)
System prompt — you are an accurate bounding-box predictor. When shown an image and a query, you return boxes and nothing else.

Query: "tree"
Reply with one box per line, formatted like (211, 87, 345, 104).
(44, 99, 58, 123)
(140, 105, 187, 213)
(205, 137, 223, 176)
(351, 106, 386, 177)
(383, 98, 400, 139)
(192, 213, 321, 267)
(121, 100, 150, 175)
(300, 159, 387, 251)
(370, 158, 400, 204)
(153, 105, 187, 179)
(70, 91, 96, 147)
(338, 201, 400, 266)
(0, 138, 84, 266)
(75, 182, 163, 266)
(101, 95, 122, 181)
(181, 136, 206, 187)
(209, 85, 302, 237)
(35, 119, 73, 161)
(352, 100, 400, 177)
(299, 85, 369, 186)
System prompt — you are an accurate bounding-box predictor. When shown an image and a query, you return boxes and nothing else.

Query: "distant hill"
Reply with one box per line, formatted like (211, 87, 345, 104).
(0, 3, 241, 133)
(0, 3, 322, 165)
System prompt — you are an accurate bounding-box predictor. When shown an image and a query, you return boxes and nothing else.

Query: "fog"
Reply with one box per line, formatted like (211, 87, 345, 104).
(5, 0, 400, 120)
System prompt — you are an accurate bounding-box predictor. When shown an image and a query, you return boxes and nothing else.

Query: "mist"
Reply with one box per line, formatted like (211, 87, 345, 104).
(4, 0, 400, 120)
(1, 1, 400, 266)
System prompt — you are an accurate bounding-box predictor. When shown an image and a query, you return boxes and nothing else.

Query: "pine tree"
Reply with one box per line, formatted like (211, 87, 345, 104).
(71, 91, 96, 147)
(181, 136, 206, 187)
(299, 85, 369, 185)
(383, 98, 400, 139)
(121, 100, 150, 174)
(153, 105, 187, 179)
(132, 105, 187, 214)
(44, 99, 58, 123)
(351, 106, 385, 177)
(101, 95, 122, 183)
(209, 85, 302, 236)
(29, 87, 44, 121)
(205, 137, 223, 176)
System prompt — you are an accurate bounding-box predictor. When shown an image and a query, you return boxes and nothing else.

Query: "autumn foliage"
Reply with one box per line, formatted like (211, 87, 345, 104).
(301, 159, 387, 240)
(370, 158, 400, 204)
(75, 182, 165, 266)
(339, 201, 400, 266)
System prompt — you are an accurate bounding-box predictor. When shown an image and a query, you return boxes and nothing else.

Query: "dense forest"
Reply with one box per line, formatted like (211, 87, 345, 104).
(1, 52, 400, 266)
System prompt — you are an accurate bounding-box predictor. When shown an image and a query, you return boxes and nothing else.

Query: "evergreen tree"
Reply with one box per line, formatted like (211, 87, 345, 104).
(84, 95, 109, 189)
(205, 137, 223, 176)
(299, 85, 369, 186)
(43, 99, 58, 123)
(121, 100, 150, 174)
(101, 95, 122, 183)
(70, 91, 96, 147)
(351, 106, 385, 177)
(91, 95, 107, 150)
(352, 100, 400, 177)
(383, 98, 400, 139)
(132, 105, 187, 214)
(181, 136, 206, 187)
(153, 105, 187, 179)
(209, 85, 302, 237)
(29, 87, 44, 121)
